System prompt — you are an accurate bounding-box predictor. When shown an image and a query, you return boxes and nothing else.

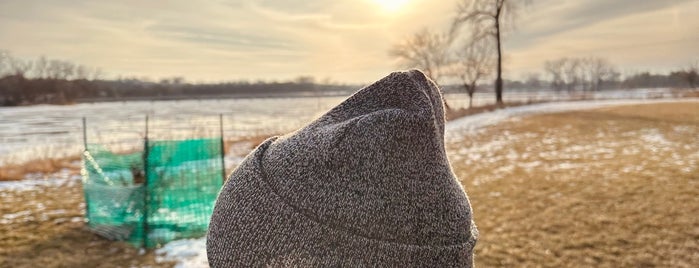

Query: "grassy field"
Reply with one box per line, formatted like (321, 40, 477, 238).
(448, 102, 699, 267)
(1, 101, 697, 267)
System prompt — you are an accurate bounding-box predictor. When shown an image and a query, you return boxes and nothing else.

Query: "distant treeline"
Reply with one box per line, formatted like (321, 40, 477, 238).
(0, 75, 356, 106)
(442, 69, 696, 93)
(499, 70, 695, 91)
(0, 50, 356, 106)
(0, 50, 696, 106)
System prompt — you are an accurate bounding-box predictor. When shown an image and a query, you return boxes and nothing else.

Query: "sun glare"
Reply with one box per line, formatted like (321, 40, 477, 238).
(373, 0, 410, 12)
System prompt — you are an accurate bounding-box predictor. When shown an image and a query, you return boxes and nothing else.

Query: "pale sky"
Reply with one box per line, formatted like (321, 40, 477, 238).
(0, 0, 697, 83)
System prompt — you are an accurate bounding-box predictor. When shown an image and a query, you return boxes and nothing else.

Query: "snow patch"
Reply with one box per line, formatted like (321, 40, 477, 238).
(0, 168, 80, 192)
(155, 238, 208, 268)
(639, 128, 672, 147)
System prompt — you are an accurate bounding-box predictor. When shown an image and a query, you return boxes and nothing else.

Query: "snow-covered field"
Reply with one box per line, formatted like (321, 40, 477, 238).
(0, 88, 676, 166)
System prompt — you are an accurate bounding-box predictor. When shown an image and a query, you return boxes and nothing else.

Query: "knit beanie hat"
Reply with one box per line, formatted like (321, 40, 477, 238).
(207, 69, 477, 267)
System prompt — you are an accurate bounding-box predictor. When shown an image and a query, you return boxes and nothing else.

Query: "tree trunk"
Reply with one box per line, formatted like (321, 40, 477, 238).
(495, 9, 504, 105)
(468, 92, 473, 108)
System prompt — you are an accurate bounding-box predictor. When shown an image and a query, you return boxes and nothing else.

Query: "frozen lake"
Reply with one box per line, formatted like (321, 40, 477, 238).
(0, 89, 676, 165)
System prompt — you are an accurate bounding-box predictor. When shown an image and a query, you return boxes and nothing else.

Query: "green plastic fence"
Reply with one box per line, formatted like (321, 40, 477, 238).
(82, 138, 223, 248)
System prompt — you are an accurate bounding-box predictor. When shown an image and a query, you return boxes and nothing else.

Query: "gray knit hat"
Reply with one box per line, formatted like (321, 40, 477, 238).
(207, 69, 477, 267)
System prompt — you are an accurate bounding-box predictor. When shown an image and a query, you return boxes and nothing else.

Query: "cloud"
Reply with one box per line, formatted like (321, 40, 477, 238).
(508, 0, 694, 50)
(0, 0, 696, 82)
(505, 0, 699, 78)
(145, 24, 299, 51)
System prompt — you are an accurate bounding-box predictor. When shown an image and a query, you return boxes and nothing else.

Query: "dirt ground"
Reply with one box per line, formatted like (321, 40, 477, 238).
(448, 102, 699, 267)
(1, 101, 697, 267)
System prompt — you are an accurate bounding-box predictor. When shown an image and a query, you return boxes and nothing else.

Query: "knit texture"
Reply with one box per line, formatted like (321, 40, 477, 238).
(207, 69, 477, 267)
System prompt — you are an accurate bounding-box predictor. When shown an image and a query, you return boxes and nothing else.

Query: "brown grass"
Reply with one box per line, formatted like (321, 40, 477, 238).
(0, 156, 80, 181)
(449, 102, 699, 267)
(0, 135, 274, 182)
(0, 177, 174, 267)
(677, 89, 699, 98)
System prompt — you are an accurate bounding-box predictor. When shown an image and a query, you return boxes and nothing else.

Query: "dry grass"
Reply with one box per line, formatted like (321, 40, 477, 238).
(448, 102, 699, 267)
(0, 156, 80, 181)
(675, 88, 699, 98)
(0, 174, 174, 267)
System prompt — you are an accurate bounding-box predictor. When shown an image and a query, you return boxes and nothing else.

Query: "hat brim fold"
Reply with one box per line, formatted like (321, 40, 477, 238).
(207, 137, 477, 267)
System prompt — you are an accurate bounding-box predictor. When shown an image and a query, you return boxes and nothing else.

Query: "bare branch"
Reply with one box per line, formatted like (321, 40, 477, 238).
(389, 28, 452, 84)
(8, 56, 33, 77)
(445, 38, 495, 108)
(451, 0, 530, 104)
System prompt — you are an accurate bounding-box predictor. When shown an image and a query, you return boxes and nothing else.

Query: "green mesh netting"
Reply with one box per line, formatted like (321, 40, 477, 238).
(82, 138, 224, 248)
(82, 144, 146, 246)
(145, 138, 223, 248)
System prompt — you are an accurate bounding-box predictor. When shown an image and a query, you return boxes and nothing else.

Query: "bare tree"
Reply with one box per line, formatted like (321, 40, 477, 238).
(46, 60, 75, 80)
(447, 38, 494, 108)
(75, 64, 89, 80)
(452, 0, 528, 105)
(171, 76, 184, 85)
(0, 50, 9, 77)
(90, 67, 103, 81)
(33, 56, 50, 79)
(562, 58, 581, 91)
(545, 56, 618, 92)
(47, 60, 63, 79)
(544, 59, 566, 91)
(578, 57, 618, 91)
(524, 72, 541, 89)
(294, 75, 315, 85)
(389, 28, 452, 85)
(59, 61, 75, 80)
(8, 56, 33, 78)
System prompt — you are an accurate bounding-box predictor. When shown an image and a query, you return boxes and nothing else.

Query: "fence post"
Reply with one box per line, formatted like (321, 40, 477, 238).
(81, 117, 91, 224)
(142, 115, 150, 248)
(82, 117, 88, 151)
(219, 114, 226, 185)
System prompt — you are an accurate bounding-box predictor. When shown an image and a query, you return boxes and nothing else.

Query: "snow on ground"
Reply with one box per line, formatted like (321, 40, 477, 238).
(447, 98, 699, 186)
(224, 140, 253, 170)
(155, 238, 209, 268)
(0, 168, 80, 192)
(0, 168, 84, 225)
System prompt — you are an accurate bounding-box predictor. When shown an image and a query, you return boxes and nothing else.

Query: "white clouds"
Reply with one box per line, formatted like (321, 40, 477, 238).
(507, 0, 699, 79)
(0, 0, 696, 82)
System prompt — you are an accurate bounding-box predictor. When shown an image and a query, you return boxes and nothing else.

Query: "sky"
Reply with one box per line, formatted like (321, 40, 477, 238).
(0, 0, 697, 83)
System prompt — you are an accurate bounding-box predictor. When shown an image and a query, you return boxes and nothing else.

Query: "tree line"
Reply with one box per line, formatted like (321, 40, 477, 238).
(390, 0, 698, 108)
(0, 50, 354, 106)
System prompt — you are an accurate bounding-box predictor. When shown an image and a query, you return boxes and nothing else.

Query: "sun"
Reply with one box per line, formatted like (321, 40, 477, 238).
(373, 0, 410, 12)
